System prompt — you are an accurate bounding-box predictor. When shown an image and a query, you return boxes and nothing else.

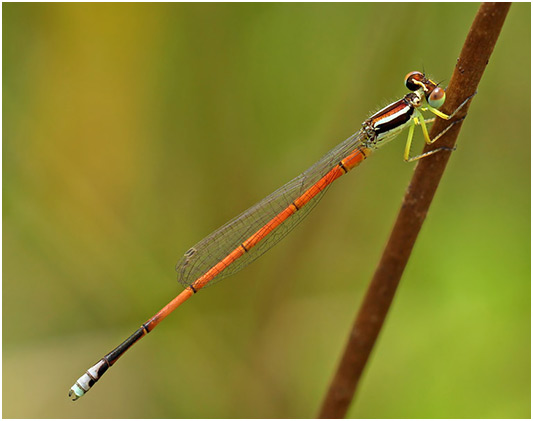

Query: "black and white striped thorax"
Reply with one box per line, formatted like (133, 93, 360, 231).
(361, 91, 423, 150)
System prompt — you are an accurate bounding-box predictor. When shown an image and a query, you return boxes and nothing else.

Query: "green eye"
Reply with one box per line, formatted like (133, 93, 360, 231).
(428, 87, 446, 108)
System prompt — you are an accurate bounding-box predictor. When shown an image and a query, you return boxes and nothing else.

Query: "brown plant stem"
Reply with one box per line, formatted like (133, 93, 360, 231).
(318, 3, 511, 419)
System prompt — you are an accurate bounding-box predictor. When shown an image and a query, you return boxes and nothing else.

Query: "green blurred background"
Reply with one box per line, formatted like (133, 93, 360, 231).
(3, 3, 530, 418)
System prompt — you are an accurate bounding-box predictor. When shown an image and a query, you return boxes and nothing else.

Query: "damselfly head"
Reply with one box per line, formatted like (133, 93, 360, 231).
(404, 71, 425, 91)
(427, 86, 446, 109)
(404, 71, 446, 109)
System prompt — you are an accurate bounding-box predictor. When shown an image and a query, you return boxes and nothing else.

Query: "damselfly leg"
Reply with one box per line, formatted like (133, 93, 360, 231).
(404, 93, 475, 162)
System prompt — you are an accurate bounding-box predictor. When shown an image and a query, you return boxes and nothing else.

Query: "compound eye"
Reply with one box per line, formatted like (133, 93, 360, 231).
(405, 71, 424, 91)
(428, 87, 446, 109)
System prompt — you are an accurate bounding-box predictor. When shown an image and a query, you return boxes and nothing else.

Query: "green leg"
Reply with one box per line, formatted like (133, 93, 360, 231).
(404, 113, 463, 162)
(418, 113, 433, 143)
(427, 92, 476, 120)
(405, 145, 455, 162)
(403, 92, 476, 162)
(403, 122, 416, 162)
(417, 113, 464, 145)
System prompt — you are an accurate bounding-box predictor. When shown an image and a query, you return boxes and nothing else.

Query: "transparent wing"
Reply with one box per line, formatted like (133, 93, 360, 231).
(176, 129, 365, 288)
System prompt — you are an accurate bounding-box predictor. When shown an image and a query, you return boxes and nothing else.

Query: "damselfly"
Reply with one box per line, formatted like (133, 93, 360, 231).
(69, 71, 471, 400)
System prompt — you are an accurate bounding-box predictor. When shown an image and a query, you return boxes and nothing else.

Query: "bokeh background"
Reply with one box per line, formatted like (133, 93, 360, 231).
(3, 3, 530, 418)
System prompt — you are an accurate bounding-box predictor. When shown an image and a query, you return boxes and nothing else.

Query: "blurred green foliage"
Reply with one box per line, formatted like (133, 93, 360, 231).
(3, 3, 530, 418)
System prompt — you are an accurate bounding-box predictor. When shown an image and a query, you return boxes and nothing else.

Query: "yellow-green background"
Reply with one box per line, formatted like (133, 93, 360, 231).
(3, 3, 530, 418)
